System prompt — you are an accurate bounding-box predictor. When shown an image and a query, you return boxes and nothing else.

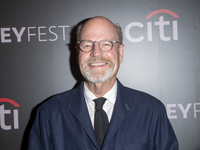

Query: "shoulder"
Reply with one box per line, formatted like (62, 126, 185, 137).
(117, 80, 164, 109)
(131, 87, 162, 106)
(40, 81, 84, 109)
(37, 88, 75, 112)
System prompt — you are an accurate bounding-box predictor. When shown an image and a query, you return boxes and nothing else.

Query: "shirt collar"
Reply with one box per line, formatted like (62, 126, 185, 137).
(83, 81, 117, 104)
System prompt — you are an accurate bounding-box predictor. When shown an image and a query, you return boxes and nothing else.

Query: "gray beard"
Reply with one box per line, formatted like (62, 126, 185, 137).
(81, 64, 114, 83)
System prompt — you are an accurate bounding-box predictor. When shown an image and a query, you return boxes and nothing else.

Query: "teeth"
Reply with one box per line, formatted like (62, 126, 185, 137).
(90, 63, 106, 66)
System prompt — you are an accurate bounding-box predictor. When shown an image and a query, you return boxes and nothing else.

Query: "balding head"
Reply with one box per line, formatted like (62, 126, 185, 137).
(76, 16, 123, 44)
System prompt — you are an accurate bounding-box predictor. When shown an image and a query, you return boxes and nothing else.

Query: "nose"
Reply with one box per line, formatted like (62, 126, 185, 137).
(90, 42, 103, 57)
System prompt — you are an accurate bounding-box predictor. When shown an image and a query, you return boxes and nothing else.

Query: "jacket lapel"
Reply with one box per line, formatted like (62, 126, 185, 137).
(66, 82, 99, 149)
(103, 80, 136, 146)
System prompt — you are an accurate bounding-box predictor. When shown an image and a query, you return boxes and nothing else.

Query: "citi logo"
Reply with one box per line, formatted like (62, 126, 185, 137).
(125, 9, 179, 42)
(0, 98, 20, 130)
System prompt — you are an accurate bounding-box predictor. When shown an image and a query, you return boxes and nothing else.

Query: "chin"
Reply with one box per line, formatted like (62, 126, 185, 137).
(87, 76, 111, 83)
(83, 69, 113, 84)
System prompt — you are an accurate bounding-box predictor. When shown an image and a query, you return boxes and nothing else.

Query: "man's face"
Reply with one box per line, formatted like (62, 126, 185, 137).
(78, 18, 124, 84)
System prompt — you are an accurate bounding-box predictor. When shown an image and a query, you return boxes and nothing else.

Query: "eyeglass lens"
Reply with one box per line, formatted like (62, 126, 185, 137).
(80, 40, 113, 52)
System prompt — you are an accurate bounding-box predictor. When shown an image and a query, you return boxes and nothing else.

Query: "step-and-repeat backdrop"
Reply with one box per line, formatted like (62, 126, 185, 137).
(0, 0, 199, 150)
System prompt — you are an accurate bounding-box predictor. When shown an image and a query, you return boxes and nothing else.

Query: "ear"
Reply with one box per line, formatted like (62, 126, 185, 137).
(75, 46, 80, 64)
(119, 44, 124, 63)
(75, 45, 78, 50)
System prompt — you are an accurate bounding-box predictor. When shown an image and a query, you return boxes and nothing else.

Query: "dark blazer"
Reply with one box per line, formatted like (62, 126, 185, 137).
(28, 80, 178, 150)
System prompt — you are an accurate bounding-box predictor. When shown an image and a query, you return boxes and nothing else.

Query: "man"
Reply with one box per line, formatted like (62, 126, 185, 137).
(28, 16, 178, 150)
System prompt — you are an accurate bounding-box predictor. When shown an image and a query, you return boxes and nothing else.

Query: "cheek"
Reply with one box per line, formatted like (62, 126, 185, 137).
(107, 50, 120, 64)
(79, 52, 88, 65)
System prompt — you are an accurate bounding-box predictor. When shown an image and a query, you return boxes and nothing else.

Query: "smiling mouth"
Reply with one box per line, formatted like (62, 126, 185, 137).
(89, 62, 107, 67)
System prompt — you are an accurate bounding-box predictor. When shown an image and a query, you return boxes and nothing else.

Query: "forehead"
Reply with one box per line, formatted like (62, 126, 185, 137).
(80, 18, 118, 40)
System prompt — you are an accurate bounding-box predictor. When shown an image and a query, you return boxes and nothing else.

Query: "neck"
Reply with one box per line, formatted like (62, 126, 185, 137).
(84, 78, 116, 98)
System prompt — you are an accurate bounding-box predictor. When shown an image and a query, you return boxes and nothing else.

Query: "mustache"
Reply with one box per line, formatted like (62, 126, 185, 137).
(85, 56, 113, 64)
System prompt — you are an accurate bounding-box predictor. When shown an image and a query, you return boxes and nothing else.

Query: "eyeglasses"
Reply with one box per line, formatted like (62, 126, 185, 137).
(77, 40, 119, 52)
